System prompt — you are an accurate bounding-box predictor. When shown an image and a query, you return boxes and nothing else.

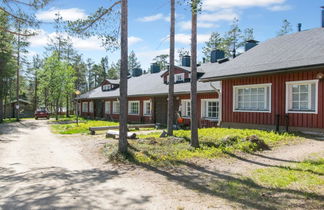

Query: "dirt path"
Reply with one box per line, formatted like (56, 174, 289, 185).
(0, 120, 323, 209)
(0, 120, 221, 209)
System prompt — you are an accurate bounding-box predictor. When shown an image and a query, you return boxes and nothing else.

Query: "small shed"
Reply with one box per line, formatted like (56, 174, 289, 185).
(6, 99, 34, 118)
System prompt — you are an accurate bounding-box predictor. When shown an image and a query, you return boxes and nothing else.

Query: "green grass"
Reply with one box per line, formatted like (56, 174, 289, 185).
(106, 128, 296, 166)
(51, 120, 119, 134)
(252, 157, 324, 192)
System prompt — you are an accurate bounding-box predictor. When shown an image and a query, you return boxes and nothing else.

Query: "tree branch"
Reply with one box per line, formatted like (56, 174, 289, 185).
(0, 7, 29, 23)
(0, 26, 36, 36)
(78, 0, 121, 32)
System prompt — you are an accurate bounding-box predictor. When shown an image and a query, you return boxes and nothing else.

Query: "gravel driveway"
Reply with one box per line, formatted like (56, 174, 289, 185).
(1, 120, 323, 210)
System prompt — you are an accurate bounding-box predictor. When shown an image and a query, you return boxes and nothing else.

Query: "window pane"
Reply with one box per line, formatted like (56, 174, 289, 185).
(300, 102, 309, 110)
(300, 85, 308, 93)
(292, 102, 299, 110)
(292, 93, 299, 101)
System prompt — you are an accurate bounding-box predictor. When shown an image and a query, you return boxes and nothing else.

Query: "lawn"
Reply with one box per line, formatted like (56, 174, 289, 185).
(105, 127, 296, 166)
(51, 119, 119, 134)
(252, 156, 324, 193)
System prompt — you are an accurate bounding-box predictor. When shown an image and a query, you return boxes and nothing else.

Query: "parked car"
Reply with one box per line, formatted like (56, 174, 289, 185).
(34, 108, 50, 120)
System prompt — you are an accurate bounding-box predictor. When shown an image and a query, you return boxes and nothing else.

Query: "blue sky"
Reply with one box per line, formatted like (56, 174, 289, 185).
(28, 0, 324, 70)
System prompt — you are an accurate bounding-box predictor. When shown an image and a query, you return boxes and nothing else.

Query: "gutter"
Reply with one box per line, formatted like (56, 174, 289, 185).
(201, 63, 324, 82)
(209, 82, 222, 126)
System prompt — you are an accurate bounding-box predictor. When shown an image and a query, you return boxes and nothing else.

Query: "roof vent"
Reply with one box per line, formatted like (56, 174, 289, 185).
(297, 23, 302, 32)
(132, 68, 143, 77)
(211, 50, 225, 63)
(181, 55, 191, 67)
(150, 63, 161, 74)
(245, 40, 259, 52)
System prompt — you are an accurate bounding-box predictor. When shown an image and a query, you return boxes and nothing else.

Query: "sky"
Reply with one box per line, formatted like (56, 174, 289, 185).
(28, 0, 324, 70)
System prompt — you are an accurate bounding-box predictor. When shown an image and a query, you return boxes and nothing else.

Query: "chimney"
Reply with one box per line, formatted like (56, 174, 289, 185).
(132, 68, 143, 77)
(322, 6, 324, 27)
(210, 49, 225, 63)
(297, 23, 302, 32)
(150, 63, 161, 74)
(245, 40, 259, 52)
(181, 55, 191, 67)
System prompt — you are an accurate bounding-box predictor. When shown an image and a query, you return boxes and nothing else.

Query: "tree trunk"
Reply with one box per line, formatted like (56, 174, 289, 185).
(16, 26, 21, 122)
(55, 98, 59, 121)
(0, 97, 3, 123)
(34, 70, 38, 111)
(190, 0, 199, 148)
(66, 95, 70, 117)
(167, 0, 175, 136)
(119, 0, 128, 154)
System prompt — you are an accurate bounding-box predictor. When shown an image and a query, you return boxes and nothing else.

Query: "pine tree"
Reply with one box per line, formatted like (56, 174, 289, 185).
(277, 19, 292, 36)
(128, 50, 141, 72)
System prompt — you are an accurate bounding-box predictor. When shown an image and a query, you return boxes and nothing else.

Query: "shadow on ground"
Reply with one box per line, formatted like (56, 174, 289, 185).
(124, 146, 324, 210)
(0, 167, 151, 209)
(0, 120, 40, 135)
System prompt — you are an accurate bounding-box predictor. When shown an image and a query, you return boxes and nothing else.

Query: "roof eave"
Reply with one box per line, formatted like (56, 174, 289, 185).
(200, 63, 324, 82)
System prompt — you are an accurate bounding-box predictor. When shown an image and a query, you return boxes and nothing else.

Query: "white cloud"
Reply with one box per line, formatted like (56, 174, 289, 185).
(29, 29, 142, 51)
(137, 13, 164, 22)
(167, 33, 210, 45)
(202, 0, 285, 10)
(137, 48, 170, 69)
(179, 21, 219, 30)
(29, 29, 105, 51)
(129, 36, 143, 45)
(268, 4, 292, 11)
(36, 7, 87, 22)
(199, 9, 239, 22)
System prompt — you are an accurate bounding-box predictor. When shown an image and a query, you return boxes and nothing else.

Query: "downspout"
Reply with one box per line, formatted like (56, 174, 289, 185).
(210, 81, 222, 126)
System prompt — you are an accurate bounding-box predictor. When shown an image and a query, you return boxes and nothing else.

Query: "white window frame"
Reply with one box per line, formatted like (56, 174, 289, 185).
(175, 73, 185, 82)
(112, 101, 120, 114)
(89, 101, 94, 113)
(128, 101, 140, 115)
(105, 101, 111, 114)
(181, 99, 191, 118)
(285, 80, 318, 114)
(201, 99, 219, 120)
(233, 83, 272, 113)
(82, 102, 88, 113)
(143, 100, 152, 116)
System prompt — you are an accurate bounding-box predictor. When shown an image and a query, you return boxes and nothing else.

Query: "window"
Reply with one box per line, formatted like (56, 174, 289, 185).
(113, 101, 120, 114)
(105, 101, 111, 114)
(175, 73, 184, 82)
(103, 84, 112, 91)
(181, 100, 191, 117)
(286, 80, 318, 113)
(201, 99, 219, 119)
(82, 102, 88, 112)
(128, 101, 140, 115)
(233, 84, 271, 112)
(143, 100, 152, 116)
(89, 101, 94, 113)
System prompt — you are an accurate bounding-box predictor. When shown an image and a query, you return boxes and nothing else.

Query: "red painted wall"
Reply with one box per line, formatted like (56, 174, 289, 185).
(162, 67, 190, 83)
(178, 92, 219, 128)
(79, 92, 219, 127)
(222, 68, 324, 129)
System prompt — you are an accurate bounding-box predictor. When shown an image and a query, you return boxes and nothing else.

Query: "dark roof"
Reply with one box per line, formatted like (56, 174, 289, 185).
(105, 79, 120, 85)
(78, 71, 219, 100)
(201, 28, 324, 81)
